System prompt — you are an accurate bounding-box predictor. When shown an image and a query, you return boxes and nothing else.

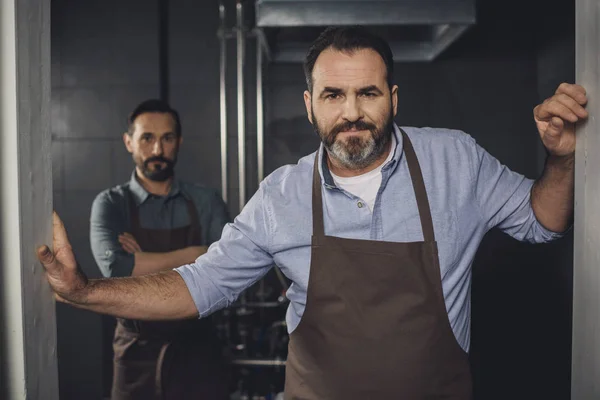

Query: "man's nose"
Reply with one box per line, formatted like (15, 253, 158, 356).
(341, 96, 363, 122)
(152, 140, 163, 155)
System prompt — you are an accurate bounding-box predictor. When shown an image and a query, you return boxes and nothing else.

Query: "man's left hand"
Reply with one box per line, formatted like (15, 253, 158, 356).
(534, 83, 588, 157)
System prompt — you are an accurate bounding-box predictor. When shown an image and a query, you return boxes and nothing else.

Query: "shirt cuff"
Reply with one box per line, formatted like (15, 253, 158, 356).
(533, 215, 571, 242)
(175, 263, 229, 318)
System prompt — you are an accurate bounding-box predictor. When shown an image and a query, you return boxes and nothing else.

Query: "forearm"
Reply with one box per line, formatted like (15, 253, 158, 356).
(531, 154, 574, 232)
(132, 246, 208, 276)
(59, 270, 198, 320)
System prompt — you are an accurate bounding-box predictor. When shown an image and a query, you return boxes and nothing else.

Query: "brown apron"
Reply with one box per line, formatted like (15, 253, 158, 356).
(111, 191, 229, 400)
(284, 130, 473, 399)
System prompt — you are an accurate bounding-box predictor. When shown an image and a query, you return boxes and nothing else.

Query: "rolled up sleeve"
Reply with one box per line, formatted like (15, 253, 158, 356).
(206, 190, 231, 244)
(176, 183, 274, 317)
(474, 143, 565, 243)
(90, 191, 135, 277)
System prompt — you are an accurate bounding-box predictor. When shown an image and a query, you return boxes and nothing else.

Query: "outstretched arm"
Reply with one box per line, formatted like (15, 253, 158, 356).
(39, 212, 198, 320)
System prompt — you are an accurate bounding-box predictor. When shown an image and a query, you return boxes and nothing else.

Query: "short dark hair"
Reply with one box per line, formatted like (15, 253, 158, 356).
(127, 99, 182, 136)
(303, 26, 394, 93)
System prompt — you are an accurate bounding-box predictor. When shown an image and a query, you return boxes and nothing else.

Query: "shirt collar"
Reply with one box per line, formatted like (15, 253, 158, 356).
(318, 123, 404, 188)
(128, 170, 182, 205)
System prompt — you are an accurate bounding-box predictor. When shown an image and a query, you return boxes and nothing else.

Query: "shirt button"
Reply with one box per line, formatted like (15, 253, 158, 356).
(357, 201, 364, 208)
(105, 250, 112, 257)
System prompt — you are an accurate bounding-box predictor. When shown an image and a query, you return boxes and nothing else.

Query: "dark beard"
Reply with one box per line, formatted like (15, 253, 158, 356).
(138, 155, 176, 182)
(311, 107, 394, 170)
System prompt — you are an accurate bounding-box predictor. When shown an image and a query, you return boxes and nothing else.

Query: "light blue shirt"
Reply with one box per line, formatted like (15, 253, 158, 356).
(176, 125, 563, 352)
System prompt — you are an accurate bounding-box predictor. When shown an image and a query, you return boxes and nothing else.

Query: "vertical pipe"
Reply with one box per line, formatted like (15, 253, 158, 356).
(256, 31, 264, 184)
(158, 0, 169, 102)
(218, 1, 228, 203)
(236, 0, 246, 213)
(235, 1, 249, 309)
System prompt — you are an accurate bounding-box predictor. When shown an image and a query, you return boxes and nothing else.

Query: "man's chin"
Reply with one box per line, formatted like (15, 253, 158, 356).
(143, 169, 173, 182)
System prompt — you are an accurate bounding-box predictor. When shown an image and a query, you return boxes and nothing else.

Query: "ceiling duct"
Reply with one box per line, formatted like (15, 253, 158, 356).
(255, 0, 477, 62)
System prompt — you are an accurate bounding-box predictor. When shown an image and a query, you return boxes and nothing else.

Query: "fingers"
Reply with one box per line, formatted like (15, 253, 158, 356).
(52, 211, 72, 250)
(118, 234, 138, 250)
(118, 235, 135, 253)
(37, 245, 58, 272)
(542, 117, 564, 148)
(535, 101, 578, 123)
(535, 99, 587, 124)
(120, 241, 137, 254)
(555, 83, 587, 105)
(554, 93, 588, 119)
(118, 233, 142, 253)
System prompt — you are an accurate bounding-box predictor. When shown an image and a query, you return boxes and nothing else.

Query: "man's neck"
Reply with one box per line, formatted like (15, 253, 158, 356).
(327, 140, 393, 178)
(135, 168, 173, 196)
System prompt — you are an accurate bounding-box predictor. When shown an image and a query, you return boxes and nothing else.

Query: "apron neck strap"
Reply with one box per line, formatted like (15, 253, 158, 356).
(312, 129, 435, 242)
(312, 151, 326, 237)
(400, 129, 435, 242)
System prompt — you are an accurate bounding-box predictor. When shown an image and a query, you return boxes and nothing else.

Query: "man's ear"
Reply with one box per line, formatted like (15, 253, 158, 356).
(304, 90, 313, 124)
(391, 84, 398, 117)
(123, 132, 134, 154)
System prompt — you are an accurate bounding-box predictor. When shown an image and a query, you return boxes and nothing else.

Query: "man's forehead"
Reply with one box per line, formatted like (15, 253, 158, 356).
(312, 48, 386, 89)
(134, 113, 175, 130)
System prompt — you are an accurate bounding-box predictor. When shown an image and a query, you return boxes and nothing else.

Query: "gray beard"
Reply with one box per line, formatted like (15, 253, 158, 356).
(326, 135, 381, 170)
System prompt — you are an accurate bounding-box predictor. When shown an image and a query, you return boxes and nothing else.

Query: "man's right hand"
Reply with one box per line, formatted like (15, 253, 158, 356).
(119, 232, 143, 254)
(37, 212, 89, 304)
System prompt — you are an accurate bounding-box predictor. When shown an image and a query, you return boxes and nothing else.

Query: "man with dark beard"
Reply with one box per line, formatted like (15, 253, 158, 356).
(40, 27, 585, 399)
(89, 99, 230, 400)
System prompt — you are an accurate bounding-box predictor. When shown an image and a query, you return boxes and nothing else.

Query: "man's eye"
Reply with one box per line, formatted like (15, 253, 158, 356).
(326, 93, 339, 100)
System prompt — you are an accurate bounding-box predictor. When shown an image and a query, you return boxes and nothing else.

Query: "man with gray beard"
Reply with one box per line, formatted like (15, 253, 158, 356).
(39, 27, 584, 399)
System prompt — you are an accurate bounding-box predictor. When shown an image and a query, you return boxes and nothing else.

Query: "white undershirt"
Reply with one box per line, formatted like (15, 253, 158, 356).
(330, 135, 396, 212)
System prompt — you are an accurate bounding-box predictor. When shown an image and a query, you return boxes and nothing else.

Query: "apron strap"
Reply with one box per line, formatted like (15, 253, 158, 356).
(312, 150, 326, 238)
(311, 129, 435, 242)
(126, 187, 143, 232)
(182, 194, 203, 246)
(400, 129, 435, 242)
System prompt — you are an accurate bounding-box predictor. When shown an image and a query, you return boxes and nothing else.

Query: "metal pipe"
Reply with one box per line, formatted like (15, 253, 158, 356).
(231, 358, 287, 367)
(218, 1, 227, 203)
(236, 0, 246, 213)
(158, 0, 170, 102)
(256, 30, 264, 184)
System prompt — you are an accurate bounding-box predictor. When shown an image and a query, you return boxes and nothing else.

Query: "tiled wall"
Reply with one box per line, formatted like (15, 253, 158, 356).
(51, 1, 161, 398)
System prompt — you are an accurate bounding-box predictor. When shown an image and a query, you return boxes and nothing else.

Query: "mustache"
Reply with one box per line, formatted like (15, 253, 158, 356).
(143, 156, 174, 169)
(326, 120, 378, 143)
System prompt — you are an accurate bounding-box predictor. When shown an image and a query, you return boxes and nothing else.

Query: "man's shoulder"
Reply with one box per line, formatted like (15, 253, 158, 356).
(401, 126, 477, 148)
(262, 151, 316, 191)
(93, 182, 131, 207)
